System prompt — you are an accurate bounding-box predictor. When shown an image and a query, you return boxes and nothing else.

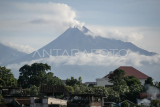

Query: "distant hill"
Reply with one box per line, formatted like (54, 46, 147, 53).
(0, 43, 26, 64)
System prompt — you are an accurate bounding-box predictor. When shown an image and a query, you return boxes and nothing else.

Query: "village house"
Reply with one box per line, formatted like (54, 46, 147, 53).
(0, 87, 21, 96)
(96, 66, 149, 87)
(40, 85, 67, 98)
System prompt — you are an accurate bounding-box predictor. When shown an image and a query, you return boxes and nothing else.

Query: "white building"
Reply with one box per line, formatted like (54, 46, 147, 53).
(96, 66, 149, 87)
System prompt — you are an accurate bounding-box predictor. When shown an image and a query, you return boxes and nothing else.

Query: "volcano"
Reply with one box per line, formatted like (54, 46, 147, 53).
(1, 26, 156, 65)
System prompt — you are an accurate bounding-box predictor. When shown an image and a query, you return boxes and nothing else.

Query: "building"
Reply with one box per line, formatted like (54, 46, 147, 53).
(0, 87, 21, 96)
(40, 85, 67, 98)
(96, 66, 149, 87)
(67, 94, 104, 107)
(30, 97, 67, 107)
(84, 82, 96, 86)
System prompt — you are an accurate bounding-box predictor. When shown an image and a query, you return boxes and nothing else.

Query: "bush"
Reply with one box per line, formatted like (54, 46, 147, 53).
(65, 85, 74, 94)
(150, 99, 160, 107)
(121, 101, 129, 107)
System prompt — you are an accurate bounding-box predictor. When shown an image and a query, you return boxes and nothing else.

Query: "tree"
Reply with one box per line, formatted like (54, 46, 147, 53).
(88, 84, 94, 87)
(150, 99, 160, 107)
(108, 69, 126, 86)
(46, 73, 64, 85)
(145, 77, 153, 86)
(108, 69, 126, 102)
(66, 76, 82, 86)
(0, 66, 17, 87)
(124, 75, 141, 87)
(65, 85, 74, 94)
(121, 101, 129, 107)
(18, 63, 51, 88)
(128, 85, 143, 103)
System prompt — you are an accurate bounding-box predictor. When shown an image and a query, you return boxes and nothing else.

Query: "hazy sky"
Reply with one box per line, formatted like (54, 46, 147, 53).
(0, 0, 160, 54)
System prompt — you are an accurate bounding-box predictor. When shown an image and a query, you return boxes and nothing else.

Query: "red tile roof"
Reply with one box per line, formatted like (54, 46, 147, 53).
(104, 66, 149, 79)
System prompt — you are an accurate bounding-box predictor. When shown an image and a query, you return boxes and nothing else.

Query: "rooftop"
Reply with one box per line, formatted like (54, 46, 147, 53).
(104, 66, 149, 79)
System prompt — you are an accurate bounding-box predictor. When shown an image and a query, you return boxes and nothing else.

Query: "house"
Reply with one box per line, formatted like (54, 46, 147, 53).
(12, 97, 30, 107)
(84, 82, 96, 86)
(67, 94, 104, 107)
(0, 87, 21, 96)
(61, 80, 66, 84)
(96, 66, 149, 87)
(30, 97, 67, 107)
(40, 85, 67, 98)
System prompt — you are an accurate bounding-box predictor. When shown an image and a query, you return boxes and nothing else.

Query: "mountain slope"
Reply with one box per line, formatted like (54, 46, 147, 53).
(1, 26, 156, 65)
(0, 43, 27, 64)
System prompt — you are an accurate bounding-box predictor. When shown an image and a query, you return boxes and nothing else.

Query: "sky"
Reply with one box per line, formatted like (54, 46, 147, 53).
(0, 0, 160, 81)
(0, 0, 160, 54)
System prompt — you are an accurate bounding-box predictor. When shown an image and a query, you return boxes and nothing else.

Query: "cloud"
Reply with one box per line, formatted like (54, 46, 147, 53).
(6, 50, 160, 82)
(6, 50, 160, 69)
(85, 25, 144, 42)
(10, 2, 84, 30)
(0, 2, 85, 50)
(85, 25, 160, 54)
(0, 40, 35, 54)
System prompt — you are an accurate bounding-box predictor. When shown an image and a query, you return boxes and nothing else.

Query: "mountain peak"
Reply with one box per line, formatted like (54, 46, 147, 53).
(82, 26, 90, 33)
(68, 26, 89, 34)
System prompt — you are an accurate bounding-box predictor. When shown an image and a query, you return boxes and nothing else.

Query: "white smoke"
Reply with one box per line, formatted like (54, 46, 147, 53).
(138, 85, 160, 106)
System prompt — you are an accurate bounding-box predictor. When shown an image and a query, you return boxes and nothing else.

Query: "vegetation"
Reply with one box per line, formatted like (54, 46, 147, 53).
(1, 63, 160, 107)
(65, 85, 74, 94)
(0, 66, 17, 87)
(124, 75, 141, 87)
(121, 101, 129, 107)
(0, 94, 7, 104)
(17, 63, 64, 88)
(108, 69, 127, 102)
(145, 77, 154, 86)
(150, 99, 160, 107)
(66, 76, 82, 86)
(108, 69, 126, 86)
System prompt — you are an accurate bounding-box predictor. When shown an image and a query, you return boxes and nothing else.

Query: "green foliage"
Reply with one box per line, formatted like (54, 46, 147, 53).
(66, 76, 82, 86)
(18, 63, 51, 88)
(121, 101, 129, 107)
(126, 85, 143, 103)
(25, 88, 30, 95)
(150, 99, 160, 107)
(88, 84, 94, 87)
(46, 73, 64, 85)
(93, 86, 106, 96)
(108, 69, 126, 86)
(130, 85, 143, 94)
(124, 75, 141, 87)
(18, 63, 64, 88)
(73, 84, 88, 94)
(0, 94, 7, 104)
(30, 85, 38, 95)
(0, 66, 17, 87)
(37, 93, 44, 98)
(65, 85, 74, 94)
(0, 94, 2, 101)
(145, 77, 154, 86)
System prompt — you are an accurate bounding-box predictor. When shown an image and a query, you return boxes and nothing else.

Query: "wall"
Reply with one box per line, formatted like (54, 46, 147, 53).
(96, 78, 113, 87)
(30, 97, 48, 107)
(48, 97, 67, 106)
(96, 78, 147, 87)
(139, 79, 146, 85)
